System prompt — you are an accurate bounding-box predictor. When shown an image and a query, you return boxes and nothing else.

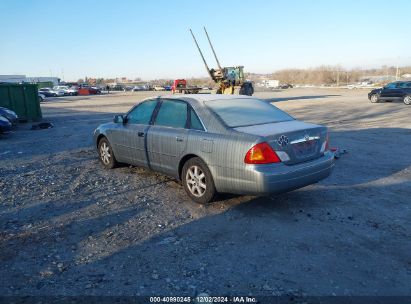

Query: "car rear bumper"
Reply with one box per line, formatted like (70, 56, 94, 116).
(212, 151, 334, 196)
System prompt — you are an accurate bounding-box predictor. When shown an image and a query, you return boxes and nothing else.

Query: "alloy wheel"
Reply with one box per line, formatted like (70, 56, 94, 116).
(185, 165, 206, 197)
(100, 142, 111, 165)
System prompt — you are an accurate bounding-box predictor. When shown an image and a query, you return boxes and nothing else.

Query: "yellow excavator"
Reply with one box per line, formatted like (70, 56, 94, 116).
(190, 27, 254, 96)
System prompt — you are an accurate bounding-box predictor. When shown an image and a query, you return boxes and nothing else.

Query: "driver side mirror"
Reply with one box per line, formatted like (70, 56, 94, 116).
(113, 115, 125, 123)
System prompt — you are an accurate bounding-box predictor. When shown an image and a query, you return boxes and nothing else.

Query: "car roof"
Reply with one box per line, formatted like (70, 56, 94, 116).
(159, 94, 255, 103)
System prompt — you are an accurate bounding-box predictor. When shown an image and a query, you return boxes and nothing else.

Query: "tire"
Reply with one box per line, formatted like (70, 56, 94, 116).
(370, 94, 379, 103)
(182, 157, 216, 204)
(98, 137, 117, 169)
(404, 95, 411, 105)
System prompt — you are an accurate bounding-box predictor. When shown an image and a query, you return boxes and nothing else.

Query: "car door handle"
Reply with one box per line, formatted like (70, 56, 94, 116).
(176, 137, 184, 142)
(138, 132, 145, 137)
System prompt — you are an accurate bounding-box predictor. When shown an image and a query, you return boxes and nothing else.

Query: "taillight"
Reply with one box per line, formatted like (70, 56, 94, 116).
(325, 134, 329, 151)
(244, 142, 281, 164)
(321, 134, 329, 153)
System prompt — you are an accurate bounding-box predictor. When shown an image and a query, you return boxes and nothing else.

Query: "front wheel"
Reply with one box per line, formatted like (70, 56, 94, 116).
(370, 94, 379, 103)
(182, 157, 216, 204)
(98, 137, 117, 169)
(404, 95, 411, 105)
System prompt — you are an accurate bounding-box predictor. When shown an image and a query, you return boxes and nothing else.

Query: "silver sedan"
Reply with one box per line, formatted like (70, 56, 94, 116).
(93, 95, 334, 204)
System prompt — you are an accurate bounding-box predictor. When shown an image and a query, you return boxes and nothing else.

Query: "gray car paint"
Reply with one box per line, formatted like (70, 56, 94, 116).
(93, 94, 334, 196)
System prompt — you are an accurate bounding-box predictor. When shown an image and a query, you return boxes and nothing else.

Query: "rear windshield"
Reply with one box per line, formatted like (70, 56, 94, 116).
(205, 98, 293, 128)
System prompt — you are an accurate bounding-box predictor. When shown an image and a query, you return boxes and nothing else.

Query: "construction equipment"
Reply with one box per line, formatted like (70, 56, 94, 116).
(190, 27, 254, 96)
(171, 79, 201, 94)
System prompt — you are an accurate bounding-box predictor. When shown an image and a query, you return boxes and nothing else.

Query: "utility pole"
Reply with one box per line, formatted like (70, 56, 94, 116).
(336, 67, 340, 87)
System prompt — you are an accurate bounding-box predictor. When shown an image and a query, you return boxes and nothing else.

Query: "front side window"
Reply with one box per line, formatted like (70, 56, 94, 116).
(206, 98, 293, 128)
(127, 99, 157, 124)
(155, 100, 187, 128)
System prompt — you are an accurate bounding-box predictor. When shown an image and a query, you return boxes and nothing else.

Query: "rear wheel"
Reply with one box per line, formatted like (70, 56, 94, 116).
(370, 94, 379, 103)
(182, 157, 216, 204)
(98, 137, 117, 169)
(404, 95, 411, 105)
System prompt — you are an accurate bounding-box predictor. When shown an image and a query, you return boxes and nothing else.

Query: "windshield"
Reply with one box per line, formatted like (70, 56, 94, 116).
(205, 98, 294, 128)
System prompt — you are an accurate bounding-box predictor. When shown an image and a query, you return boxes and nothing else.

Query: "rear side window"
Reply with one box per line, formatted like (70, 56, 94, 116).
(127, 99, 157, 124)
(155, 100, 187, 128)
(206, 98, 293, 128)
(190, 108, 204, 131)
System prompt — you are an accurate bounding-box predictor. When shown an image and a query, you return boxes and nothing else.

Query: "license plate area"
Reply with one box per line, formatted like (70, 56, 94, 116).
(293, 140, 317, 158)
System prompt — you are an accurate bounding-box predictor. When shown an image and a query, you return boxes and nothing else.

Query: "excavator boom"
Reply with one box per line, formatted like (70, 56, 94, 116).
(189, 27, 254, 96)
(189, 29, 213, 80)
(203, 27, 222, 70)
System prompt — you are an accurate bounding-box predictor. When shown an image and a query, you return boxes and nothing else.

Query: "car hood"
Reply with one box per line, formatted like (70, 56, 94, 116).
(370, 88, 382, 94)
(0, 115, 12, 126)
(95, 122, 116, 132)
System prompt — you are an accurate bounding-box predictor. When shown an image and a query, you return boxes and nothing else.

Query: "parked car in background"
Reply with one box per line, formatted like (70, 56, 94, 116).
(53, 85, 78, 96)
(132, 85, 149, 91)
(78, 86, 102, 95)
(93, 95, 334, 204)
(38, 88, 62, 97)
(279, 83, 293, 89)
(38, 93, 46, 103)
(0, 107, 18, 125)
(90, 87, 102, 94)
(110, 85, 124, 91)
(0, 115, 12, 134)
(163, 85, 172, 91)
(153, 85, 165, 91)
(368, 81, 411, 105)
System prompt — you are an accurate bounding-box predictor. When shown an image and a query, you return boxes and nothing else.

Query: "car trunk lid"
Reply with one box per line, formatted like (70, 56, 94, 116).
(234, 120, 327, 165)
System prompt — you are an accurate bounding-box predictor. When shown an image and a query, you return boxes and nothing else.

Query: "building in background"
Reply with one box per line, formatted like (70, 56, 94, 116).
(25, 77, 60, 86)
(0, 75, 26, 83)
(0, 75, 60, 85)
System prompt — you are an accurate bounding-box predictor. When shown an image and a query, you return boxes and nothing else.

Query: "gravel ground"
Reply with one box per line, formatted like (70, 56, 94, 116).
(0, 89, 410, 297)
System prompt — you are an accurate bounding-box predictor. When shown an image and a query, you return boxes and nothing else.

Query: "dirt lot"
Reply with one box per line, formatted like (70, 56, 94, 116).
(0, 89, 410, 297)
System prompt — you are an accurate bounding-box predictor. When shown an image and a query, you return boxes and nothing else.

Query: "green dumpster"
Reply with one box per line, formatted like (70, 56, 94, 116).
(0, 83, 42, 121)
